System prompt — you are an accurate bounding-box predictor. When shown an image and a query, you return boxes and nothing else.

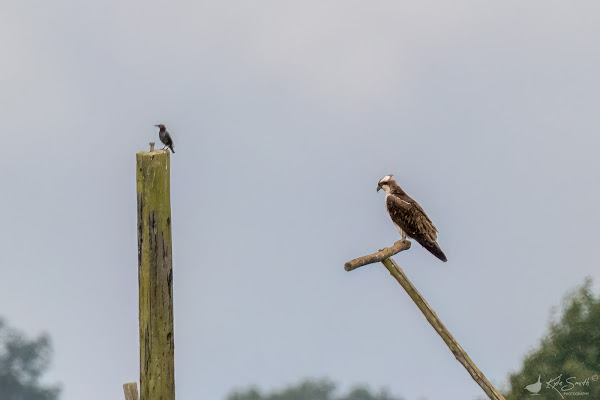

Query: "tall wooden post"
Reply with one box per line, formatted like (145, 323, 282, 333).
(136, 148, 175, 400)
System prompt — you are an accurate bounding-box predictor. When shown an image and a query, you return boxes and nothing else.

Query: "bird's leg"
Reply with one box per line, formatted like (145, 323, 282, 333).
(396, 226, 407, 241)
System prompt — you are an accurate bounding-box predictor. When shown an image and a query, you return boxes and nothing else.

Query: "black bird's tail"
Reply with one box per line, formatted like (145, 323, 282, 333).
(169, 145, 175, 154)
(422, 241, 447, 262)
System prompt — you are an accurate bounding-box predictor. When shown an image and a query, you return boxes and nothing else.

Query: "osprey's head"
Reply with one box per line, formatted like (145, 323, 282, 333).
(154, 124, 165, 130)
(377, 174, 394, 193)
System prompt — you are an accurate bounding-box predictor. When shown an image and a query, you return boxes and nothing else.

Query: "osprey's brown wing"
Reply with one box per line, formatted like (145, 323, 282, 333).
(386, 194, 447, 262)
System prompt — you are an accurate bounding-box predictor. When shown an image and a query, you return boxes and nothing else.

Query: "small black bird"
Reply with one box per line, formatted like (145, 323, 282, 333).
(155, 124, 175, 153)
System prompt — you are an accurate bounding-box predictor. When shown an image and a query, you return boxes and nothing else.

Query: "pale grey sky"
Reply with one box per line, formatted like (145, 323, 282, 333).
(1, 1, 600, 400)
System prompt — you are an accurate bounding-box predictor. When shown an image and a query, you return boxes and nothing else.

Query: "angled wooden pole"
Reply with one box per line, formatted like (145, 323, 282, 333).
(345, 245, 505, 400)
(136, 147, 175, 400)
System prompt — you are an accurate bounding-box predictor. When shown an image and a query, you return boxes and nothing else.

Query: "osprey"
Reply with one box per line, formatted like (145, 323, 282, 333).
(377, 174, 447, 262)
(155, 124, 175, 153)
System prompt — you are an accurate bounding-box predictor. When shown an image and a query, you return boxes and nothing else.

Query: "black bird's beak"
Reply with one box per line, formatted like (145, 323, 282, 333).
(377, 184, 382, 192)
(154, 124, 159, 127)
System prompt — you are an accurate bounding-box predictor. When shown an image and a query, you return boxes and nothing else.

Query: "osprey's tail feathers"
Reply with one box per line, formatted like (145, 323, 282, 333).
(422, 240, 447, 262)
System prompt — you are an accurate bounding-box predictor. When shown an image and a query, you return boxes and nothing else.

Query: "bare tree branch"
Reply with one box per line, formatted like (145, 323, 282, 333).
(344, 243, 506, 400)
(344, 240, 411, 271)
(381, 257, 505, 400)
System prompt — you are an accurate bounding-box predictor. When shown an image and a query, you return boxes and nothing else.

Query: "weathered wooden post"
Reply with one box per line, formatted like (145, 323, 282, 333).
(136, 147, 175, 400)
(345, 242, 505, 400)
(123, 382, 140, 400)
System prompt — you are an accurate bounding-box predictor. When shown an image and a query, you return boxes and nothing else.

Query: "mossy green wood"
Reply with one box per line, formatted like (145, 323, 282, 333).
(136, 150, 174, 400)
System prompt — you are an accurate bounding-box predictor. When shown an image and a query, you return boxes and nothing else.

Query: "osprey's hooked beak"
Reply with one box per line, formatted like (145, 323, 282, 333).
(377, 174, 392, 192)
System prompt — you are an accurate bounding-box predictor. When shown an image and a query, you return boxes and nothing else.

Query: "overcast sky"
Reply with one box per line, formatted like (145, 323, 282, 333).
(2, 2, 600, 400)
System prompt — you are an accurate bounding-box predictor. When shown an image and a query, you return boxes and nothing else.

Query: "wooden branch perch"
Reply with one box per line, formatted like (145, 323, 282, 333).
(344, 240, 411, 271)
(344, 248, 505, 400)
